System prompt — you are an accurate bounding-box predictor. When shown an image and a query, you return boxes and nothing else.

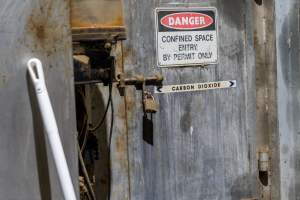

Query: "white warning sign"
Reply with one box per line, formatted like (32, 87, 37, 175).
(155, 80, 236, 94)
(155, 7, 218, 67)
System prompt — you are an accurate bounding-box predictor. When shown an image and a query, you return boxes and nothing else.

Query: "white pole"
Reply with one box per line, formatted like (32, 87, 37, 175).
(27, 58, 77, 200)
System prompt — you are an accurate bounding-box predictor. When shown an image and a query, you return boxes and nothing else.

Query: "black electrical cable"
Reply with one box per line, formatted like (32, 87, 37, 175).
(80, 84, 112, 152)
(79, 72, 114, 199)
(89, 85, 112, 132)
(77, 68, 115, 200)
(108, 83, 114, 151)
(107, 83, 114, 200)
(80, 122, 89, 152)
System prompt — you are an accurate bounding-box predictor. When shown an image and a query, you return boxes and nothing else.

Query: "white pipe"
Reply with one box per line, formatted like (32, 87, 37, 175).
(27, 58, 77, 200)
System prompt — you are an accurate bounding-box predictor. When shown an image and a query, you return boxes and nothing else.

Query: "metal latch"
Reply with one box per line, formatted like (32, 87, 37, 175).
(117, 74, 163, 90)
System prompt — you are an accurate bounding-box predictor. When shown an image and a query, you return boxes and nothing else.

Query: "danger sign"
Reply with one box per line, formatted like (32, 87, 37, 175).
(155, 7, 218, 67)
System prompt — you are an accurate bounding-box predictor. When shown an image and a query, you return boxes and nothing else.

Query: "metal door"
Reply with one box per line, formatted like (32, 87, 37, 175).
(122, 0, 257, 199)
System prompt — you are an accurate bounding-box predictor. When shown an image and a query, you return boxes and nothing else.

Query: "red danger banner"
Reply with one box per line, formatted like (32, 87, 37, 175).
(160, 12, 214, 30)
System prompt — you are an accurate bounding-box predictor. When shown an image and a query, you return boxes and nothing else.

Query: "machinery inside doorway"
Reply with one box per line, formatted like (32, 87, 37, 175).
(71, 1, 163, 199)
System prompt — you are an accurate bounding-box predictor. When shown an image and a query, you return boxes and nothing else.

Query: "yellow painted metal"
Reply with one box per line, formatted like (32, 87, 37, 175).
(71, 0, 124, 28)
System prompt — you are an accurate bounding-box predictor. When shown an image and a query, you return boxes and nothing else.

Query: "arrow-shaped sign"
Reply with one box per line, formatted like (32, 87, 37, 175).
(155, 80, 237, 94)
(229, 80, 236, 87)
(156, 86, 162, 93)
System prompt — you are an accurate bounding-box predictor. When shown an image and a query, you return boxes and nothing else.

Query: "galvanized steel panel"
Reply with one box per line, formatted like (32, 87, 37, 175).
(122, 0, 256, 199)
(0, 1, 78, 199)
(275, 0, 300, 199)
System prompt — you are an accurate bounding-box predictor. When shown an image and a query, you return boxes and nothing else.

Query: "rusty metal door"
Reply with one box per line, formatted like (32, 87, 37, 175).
(121, 0, 257, 200)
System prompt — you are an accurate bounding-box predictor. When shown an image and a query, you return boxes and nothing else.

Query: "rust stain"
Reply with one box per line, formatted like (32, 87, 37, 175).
(124, 90, 136, 124)
(26, 13, 47, 43)
(125, 94, 135, 111)
(70, 0, 124, 28)
(115, 131, 128, 171)
(25, 1, 68, 56)
(71, 17, 124, 28)
(115, 103, 128, 170)
(115, 133, 126, 154)
(35, 25, 46, 41)
(117, 103, 126, 118)
(122, 47, 134, 60)
(110, 16, 124, 27)
(26, 1, 52, 42)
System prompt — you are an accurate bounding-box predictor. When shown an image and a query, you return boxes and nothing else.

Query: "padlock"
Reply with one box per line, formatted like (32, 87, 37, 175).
(143, 92, 158, 113)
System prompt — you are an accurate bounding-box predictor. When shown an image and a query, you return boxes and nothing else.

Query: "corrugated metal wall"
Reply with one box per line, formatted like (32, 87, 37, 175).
(0, 1, 78, 199)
